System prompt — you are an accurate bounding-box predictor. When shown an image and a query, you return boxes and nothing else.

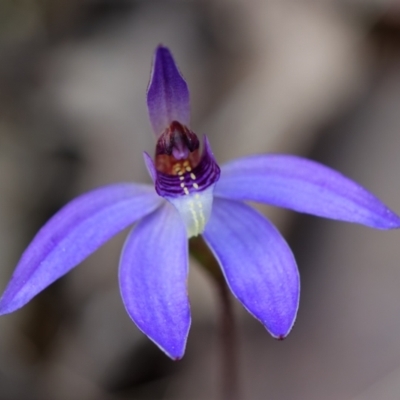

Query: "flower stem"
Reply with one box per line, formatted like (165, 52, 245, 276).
(215, 274, 240, 400)
(189, 237, 240, 400)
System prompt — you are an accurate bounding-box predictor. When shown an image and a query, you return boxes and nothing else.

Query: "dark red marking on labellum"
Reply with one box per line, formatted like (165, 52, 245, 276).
(154, 121, 220, 198)
(156, 121, 200, 174)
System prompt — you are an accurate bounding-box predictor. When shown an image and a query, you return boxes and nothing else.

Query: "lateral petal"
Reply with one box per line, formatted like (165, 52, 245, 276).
(215, 155, 400, 229)
(147, 46, 190, 136)
(203, 198, 300, 338)
(0, 184, 162, 315)
(119, 203, 190, 360)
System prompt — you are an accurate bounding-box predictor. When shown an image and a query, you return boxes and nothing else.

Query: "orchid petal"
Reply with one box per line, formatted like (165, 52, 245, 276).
(147, 46, 190, 136)
(203, 198, 299, 338)
(119, 203, 190, 360)
(215, 155, 400, 229)
(0, 184, 163, 315)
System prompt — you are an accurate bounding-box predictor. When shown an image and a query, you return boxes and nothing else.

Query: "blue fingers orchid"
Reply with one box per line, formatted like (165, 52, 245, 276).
(1, 46, 399, 360)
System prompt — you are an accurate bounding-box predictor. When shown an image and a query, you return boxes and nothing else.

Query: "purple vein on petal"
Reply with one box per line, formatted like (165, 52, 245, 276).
(0, 184, 163, 315)
(119, 202, 190, 360)
(203, 198, 300, 339)
(215, 154, 400, 229)
(147, 46, 190, 136)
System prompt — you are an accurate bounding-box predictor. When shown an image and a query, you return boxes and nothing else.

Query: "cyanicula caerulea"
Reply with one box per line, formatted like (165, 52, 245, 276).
(1, 46, 399, 360)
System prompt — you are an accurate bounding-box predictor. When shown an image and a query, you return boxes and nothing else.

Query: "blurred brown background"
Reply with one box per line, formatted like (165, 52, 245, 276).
(1, 0, 400, 399)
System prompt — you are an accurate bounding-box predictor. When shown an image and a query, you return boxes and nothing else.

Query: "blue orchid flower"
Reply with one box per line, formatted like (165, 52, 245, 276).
(0, 46, 399, 360)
